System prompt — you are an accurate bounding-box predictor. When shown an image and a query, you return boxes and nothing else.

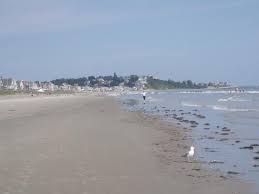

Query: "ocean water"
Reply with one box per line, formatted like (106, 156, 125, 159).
(120, 87, 259, 188)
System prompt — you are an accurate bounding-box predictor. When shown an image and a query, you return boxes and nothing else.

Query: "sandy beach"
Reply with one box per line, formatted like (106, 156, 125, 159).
(0, 95, 256, 194)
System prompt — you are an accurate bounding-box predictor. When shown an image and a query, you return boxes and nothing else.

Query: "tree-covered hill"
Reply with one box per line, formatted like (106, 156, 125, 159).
(51, 73, 208, 89)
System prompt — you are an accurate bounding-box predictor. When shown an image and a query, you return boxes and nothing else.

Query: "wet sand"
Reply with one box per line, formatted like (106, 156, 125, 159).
(0, 95, 256, 194)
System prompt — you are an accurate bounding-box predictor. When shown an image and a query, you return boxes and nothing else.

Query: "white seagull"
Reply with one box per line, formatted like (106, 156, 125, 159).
(187, 146, 195, 161)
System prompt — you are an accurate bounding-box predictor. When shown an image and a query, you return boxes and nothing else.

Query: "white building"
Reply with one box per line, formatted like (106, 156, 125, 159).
(40, 82, 56, 91)
(16, 80, 25, 90)
(2, 78, 18, 90)
(28, 81, 40, 90)
(72, 85, 82, 92)
(60, 83, 71, 91)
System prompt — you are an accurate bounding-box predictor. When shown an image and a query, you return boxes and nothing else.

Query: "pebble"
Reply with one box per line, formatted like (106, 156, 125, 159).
(240, 146, 253, 150)
(227, 171, 240, 175)
(219, 138, 228, 141)
(220, 133, 229, 136)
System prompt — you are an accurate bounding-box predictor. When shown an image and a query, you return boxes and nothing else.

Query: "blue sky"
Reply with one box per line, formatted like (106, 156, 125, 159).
(0, 0, 258, 85)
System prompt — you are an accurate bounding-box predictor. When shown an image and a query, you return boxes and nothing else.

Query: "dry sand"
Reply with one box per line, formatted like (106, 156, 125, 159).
(0, 95, 256, 194)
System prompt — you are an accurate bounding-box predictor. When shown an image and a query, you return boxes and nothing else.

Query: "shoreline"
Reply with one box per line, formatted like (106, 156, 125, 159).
(127, 110, 256, 193)
(121, 90, 259, 189)
(0, 95, 256, 193)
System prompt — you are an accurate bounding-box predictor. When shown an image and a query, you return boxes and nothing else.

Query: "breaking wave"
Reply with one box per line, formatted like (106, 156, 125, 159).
(209, 105, 257, 112)
(179, 90, 259, 94)
(181, 102, 203, 107)
(218, 97, 250, 102)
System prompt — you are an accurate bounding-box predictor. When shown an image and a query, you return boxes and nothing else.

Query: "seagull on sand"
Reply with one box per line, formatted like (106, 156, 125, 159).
(182, 146, 195, 161)
(187, 146, 195, 161)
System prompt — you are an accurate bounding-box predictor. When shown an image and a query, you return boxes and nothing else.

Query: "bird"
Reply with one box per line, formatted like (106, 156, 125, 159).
(182, 146, 195, 161)
(187, 146, 195, 161)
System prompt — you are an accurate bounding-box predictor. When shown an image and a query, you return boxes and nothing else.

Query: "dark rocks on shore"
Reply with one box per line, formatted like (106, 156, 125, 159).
(220, 133, 229, 136)
(250, 144, 259, 147)
(190, 121, 199, 125)
(255, 151, 259, 154)
(192, 168, 201, 171)
(204, 123, 210, 126)
(182, 120, 190, 123)
(222, 128, 231, 132)
(235, 140, 241, 143)
(219, 138, 228, 141)
(207, 137, 215, 139)
(217, 126, 220, 128)
(164, 109, 170, 112)
(190, 125, 198, 128)
(197, 115, 206, 119)
(192, 109, 198, 112)
(240, 146, 253, 150)
(176, 117, 184, 121)
(254, 157, 259, 160)
(220, 175, 228, 179)
(204, 128, 210, 130)
(227, 171, 240, 175)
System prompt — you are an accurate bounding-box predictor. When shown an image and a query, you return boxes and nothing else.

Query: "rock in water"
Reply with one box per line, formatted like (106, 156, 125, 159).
(227, 171, 240, 175)
(240, 146, 253, 150)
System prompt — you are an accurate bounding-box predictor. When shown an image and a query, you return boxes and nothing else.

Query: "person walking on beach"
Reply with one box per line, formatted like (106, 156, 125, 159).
(142, 91, 146, 102)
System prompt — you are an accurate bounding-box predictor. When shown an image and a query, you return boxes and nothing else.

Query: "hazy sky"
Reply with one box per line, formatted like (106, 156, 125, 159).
(0, 0, 258, 85)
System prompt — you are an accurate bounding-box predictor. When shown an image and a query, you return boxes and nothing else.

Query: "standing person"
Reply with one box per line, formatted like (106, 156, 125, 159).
(142, 91, 146, 101)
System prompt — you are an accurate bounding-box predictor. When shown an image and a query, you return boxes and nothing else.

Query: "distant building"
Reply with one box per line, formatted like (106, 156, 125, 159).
(2, 78, 18, 90)
(60, 83, 71, 91)
(16, 80, 25, 90)
(41, 82, 56, 91)
(22, 81, 30, 90)
(71, 84, 82, 92)
(0, 78, 3, 89)
(83, 86, 93, 92)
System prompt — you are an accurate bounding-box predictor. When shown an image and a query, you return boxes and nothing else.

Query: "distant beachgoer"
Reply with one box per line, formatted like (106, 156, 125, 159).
(142, 91, 146, 101)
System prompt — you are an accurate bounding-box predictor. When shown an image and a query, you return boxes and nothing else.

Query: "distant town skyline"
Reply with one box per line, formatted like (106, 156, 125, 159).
(0, 0, 258, 85)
